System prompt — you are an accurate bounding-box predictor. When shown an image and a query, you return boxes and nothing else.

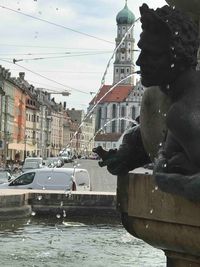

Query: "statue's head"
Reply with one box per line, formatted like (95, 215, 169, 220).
(136, 4, 199, 87)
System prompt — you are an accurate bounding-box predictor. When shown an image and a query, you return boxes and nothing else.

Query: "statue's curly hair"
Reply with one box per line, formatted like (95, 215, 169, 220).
(140, 4, 199, 69)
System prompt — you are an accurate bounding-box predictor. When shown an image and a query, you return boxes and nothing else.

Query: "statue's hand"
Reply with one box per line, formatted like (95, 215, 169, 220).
(153, 149, 168, 174)
(93, 146, 129, 175)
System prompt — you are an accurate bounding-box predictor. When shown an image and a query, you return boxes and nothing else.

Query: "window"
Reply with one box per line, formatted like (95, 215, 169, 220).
(112, 104, 116, 118)
(97, 107, 102, 130)
(121, 120, 125, 133)
(121, 69, 124, 73)
(10, 172, 35, 186)
(132, 106, 136, 119)
(121, 106, 125, 117)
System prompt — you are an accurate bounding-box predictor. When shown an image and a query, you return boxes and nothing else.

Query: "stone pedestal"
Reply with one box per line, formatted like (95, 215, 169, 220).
(117, 168, 200, 266)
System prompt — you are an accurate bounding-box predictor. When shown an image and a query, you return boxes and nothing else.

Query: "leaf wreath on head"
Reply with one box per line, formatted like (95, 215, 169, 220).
(139, 3, 199, 69)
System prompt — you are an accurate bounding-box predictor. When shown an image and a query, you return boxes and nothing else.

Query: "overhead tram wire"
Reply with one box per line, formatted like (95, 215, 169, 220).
(0, 58, 89, 95)
(0, 44, 114, 50)
(0, 5, 114, 45)
(11, 51, 113, 63)
(0, 50, 113, 56)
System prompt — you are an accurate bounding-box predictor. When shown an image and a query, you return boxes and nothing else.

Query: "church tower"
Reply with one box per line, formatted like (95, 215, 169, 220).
(113, 0, 135, 85)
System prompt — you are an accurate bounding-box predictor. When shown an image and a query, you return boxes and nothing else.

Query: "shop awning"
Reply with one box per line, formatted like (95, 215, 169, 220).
(8, 143, 36, 151)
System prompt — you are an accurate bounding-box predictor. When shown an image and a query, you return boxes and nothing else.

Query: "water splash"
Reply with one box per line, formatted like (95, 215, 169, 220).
(65, 17, 141, 150)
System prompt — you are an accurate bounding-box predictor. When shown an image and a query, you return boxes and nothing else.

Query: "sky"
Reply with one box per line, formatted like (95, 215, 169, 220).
(0, 0, 166, 110)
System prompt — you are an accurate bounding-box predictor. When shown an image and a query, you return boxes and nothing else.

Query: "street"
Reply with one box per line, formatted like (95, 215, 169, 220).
(64, 159, 117, 192)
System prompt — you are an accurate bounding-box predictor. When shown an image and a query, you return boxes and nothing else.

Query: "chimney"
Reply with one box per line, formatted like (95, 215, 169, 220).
(63, 101, 67, 109)
(19, 72, 25, 80)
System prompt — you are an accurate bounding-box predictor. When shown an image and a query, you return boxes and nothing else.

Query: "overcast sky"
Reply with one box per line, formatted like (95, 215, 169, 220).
(0, 0, 166, 110)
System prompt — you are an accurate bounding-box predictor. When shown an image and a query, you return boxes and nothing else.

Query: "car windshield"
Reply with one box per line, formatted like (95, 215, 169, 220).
(23, 162, 40, 169)
(0, 171, 10, 183)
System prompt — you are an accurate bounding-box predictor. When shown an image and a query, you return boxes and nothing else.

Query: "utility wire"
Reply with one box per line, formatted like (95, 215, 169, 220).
(11, 51, 112, 63)
(0, 5, 114, 44)
(8, 69, 103, 74)
(0, 44, 113, 50)
(0, 50, 112, 56)
(0, 58, 90, 95)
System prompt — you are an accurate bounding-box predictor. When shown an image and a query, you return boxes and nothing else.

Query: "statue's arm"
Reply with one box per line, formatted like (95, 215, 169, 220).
(94, 126, 151, 175)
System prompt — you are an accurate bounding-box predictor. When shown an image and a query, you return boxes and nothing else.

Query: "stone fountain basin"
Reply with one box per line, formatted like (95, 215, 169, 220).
(117, 168, 200, 260)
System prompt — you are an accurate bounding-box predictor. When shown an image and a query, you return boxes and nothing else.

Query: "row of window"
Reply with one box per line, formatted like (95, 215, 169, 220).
(26, 113, 39, 123)
(115, 68, 130, 74)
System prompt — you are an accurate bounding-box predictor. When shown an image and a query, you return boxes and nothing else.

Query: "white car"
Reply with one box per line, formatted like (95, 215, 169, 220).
(0, 168, 91, 191)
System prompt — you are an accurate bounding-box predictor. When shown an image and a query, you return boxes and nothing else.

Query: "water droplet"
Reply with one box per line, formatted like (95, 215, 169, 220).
(37, 195, 42, 201)
(22, 238, 25, 242)
(166, 84, 170, 89)
(63, 210, 66, 217)
(42, 186, 45, 190)
(158, 109, 161, 113)
(165, 19, 168, 23)
(48, 176, 51, 180)
(155, 186, 158, 191)
(77, 163, 80, 167)
(171, 63, 175, 68)
(163, 163, 167, 168)
(60, 201, 63, 207)
(171, 47, 175, 51)
(150, 209, 153, 214)
(151, 189, 155, 193)
(175, 31, 178, 35)
(31, 211, 36, 216)
(145, 224, 149, 229)
(56, 214, 61, 219)
(159, 142, 162, 147)
(163, 113, 167, 117)
(172, 6, 175, 9)
(26, 219, 31, 225)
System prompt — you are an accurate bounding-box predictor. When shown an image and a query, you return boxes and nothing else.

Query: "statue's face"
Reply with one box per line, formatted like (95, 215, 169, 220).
(136, 30, 174, 87)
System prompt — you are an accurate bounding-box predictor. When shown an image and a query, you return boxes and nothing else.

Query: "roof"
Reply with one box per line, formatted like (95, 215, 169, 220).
(90, 84, 133, 105)
(95, 133, 122, 142)
(116, 2, 135, 25)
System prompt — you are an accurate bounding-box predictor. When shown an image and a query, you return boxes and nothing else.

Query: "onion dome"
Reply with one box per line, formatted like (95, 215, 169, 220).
(116, 1, 135, 25)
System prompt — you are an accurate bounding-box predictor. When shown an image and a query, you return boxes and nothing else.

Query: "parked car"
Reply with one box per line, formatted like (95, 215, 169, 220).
(0, 170, 13, 183)
(24, 157, 44, 167)
(0, 168, 91, 191)
(45, 157, 63, 168)
(22, 161, 41, 173)
(59, 152, 73, 163)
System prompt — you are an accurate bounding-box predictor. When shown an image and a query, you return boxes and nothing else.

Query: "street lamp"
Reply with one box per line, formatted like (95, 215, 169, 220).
(24, 135, 27, 161)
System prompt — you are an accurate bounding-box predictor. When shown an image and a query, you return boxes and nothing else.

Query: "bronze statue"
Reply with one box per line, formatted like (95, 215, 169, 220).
(94, 4, 200, 201)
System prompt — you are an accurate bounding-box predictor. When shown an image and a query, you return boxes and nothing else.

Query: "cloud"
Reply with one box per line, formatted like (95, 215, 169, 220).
(0, 0, 167, 110)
